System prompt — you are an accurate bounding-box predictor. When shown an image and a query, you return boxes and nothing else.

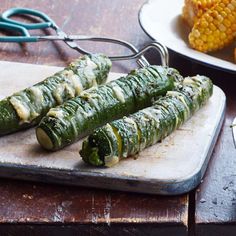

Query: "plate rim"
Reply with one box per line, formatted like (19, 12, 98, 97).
(138, 0, 236, 74)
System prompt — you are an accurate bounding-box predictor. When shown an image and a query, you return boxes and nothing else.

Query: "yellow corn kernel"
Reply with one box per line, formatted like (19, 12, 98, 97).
(189, 0, 236, 52)
(182, 0, 219, 27)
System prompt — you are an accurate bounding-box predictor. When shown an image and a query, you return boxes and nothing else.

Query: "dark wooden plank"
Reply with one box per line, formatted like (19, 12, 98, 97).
(0, 224, 187, 236)
(0, 179, 187, 224)
(163, 50, 236, 235)
(0, 179, 188, 235)
(0, 0, 188, 235)
(180, 58, 236, 235)
(0, 0, 152, 73)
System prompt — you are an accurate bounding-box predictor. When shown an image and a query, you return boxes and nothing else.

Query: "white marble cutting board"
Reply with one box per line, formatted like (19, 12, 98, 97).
(0, 61, 226, 195)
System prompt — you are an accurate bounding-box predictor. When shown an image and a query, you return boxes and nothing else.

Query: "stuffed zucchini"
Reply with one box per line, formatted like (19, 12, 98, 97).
(36, 66, 182, 150)
(0, 54, 111, 135)
(80, 75, 213, 167)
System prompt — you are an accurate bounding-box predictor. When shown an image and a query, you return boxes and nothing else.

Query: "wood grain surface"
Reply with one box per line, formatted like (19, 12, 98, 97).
(0, 0, 235, 235)
(0, 0, 188, 235)
(169, 43, 236, 235)
(0, 0, 153, 72)
(194, 73, 236, 236)
(0, 179, 188, 236)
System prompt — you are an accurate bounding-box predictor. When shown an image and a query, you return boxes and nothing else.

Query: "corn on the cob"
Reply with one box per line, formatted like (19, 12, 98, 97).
(189, 0, 236, 52)
(182, 0, 218, 27)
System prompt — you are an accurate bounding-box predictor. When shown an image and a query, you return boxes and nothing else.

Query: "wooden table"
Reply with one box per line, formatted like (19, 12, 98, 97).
(0, 1, 235, 235)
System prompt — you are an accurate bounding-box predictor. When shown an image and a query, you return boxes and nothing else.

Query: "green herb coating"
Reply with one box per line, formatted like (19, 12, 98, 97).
(0, 54, 111, 135)
(80, 75, 213, 167)
(36, 66, 181, 150)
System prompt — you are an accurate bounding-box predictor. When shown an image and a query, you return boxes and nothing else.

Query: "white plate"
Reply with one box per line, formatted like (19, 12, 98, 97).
(139, 0, 236, 73)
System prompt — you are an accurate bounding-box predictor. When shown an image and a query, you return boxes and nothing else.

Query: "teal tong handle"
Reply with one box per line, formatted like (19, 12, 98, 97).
(0, 8, 58, 42)
(0, 22, 37, 42)
(1, 8, 57, 29)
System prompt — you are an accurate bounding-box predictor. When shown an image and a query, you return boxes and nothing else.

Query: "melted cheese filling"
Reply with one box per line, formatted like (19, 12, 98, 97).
(47, 108, 65, 119)
(103, 124, 121, 167)
(53, 83, 76, 104)
(167, 91, 191, 119)
(104, 155, 119, 168)
(29, 86, 44, 105)
(71, 74, 83, 95)
(61, 69, 84, 95)
(9, 97, 30, 123)
(183, 77, 195, 85)
(112, 86, 125, 103)
(64, 83, 75, 98)
(86, 58, 97, 70)
(141, 110, 160, 128)
(53, 84, 64, 104)
(84, 58, 98, 86)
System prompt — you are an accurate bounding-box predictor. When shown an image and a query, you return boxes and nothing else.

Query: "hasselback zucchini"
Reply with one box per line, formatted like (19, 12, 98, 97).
(36, 66, 182, 150)
(0, 54, 111, 135)
(80, 75, 213, 167)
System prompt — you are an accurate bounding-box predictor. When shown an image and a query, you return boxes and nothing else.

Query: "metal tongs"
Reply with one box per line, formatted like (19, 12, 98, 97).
(0, 7, 169, 68)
